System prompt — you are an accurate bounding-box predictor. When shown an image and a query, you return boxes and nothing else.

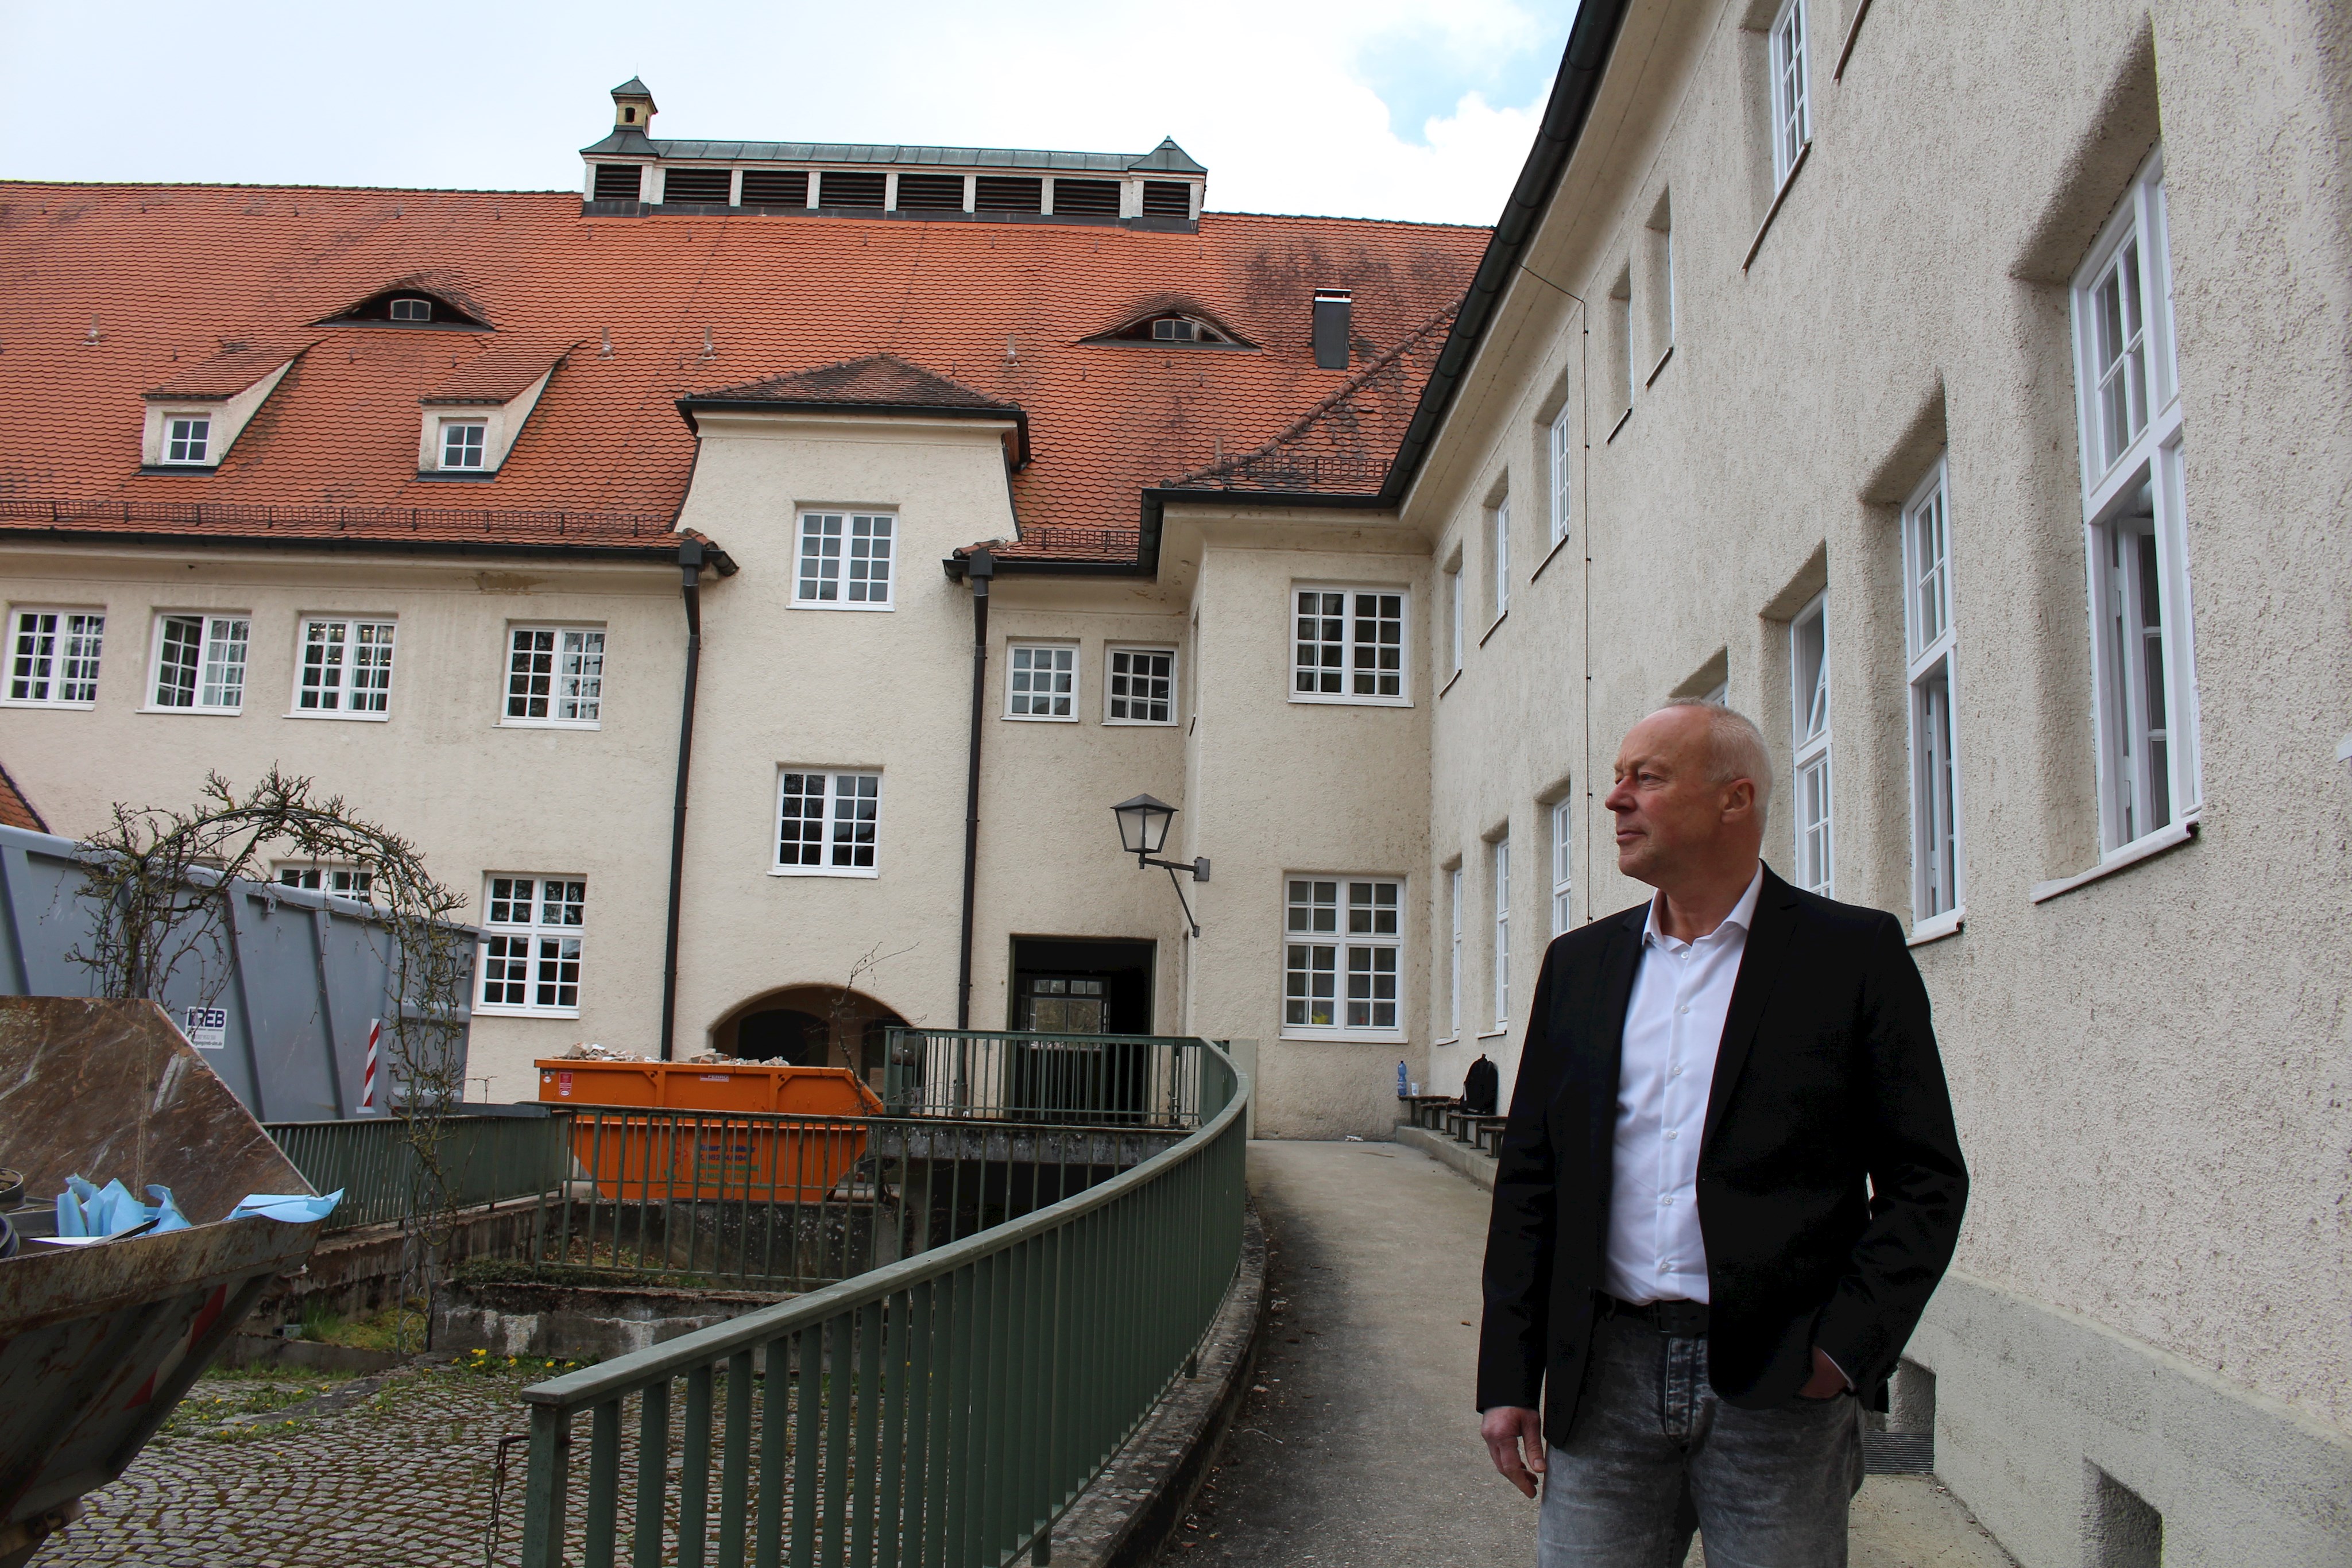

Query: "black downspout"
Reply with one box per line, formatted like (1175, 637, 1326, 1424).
(956, 548, 994, 1029)
(657, 539, 707, 1060)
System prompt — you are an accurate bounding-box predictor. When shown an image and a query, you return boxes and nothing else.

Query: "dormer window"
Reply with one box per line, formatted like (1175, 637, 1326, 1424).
(440, 420, 488, 469)
(1094, 312, 1240, 347)
(318, 286, 490, 330)
(389, 297, 433, 323)
(163, 415, 211, 464)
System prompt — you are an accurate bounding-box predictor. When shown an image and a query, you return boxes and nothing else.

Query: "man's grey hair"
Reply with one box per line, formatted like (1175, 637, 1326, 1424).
(1657, 699, 1774, 828)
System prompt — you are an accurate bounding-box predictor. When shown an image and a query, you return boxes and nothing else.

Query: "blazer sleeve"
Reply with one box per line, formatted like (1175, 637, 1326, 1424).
(1477, 947, 1560, 1412)
(1812, 913, 1970, 1391)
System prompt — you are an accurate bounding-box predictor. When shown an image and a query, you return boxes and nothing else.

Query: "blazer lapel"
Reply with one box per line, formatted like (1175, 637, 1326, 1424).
(1583, 904, 1649, 1225)
(1700, 866, 1802, 1157)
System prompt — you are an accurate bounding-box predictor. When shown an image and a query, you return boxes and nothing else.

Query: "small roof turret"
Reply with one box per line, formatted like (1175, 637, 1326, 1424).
(1127, 138, 1206, 175)
(610, 77, 656, 134)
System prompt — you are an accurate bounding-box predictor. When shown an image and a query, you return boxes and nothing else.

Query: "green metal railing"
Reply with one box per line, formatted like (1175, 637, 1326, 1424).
(266, 1110, 571, 1233)
(515, 1040, 1248, 1568)
(881, 1029, 1205, 1127)
(537, 1106, 1185, 1291)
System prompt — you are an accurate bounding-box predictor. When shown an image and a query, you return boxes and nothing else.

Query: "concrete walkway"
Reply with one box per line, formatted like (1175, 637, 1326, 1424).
(1161, 1140, 2017, 1568)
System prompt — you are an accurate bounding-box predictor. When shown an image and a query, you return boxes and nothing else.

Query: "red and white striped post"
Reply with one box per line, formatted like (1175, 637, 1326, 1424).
(358, 1018, 381, 1114)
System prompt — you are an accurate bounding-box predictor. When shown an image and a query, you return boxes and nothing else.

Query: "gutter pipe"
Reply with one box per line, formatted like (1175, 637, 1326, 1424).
(956, 547, 995, 1029)
(657, 537, 709, 1060)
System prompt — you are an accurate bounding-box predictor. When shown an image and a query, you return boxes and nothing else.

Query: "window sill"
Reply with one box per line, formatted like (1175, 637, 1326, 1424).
(2030, 816, 2199, 905)
(790, 601, 896, 613)
(1605, 406, 1633, 444)
(284, 710, 391, 722)
(498, 719, 602, 731)
(1743, 141, 1813, 272)
(139, 705, 242, 717)
(1476, 1029, 1510, 1043)
(1645, 345, 1674, 388)
(1279, 1028, 1406, 1045)
(136, 464, 221, 477)
(1529, 533, 1575, 584)
(1905, 907, 1964, 948)
(1002, 713, 1080, 723)
(1288, 694, 1413, 710)
(1102, 718, 1179, 727)
(1478, 611, 1508, 649)
(770, 866, 881, 880)
(471, 1005, 581, 1021)
(1439, 668, 1462, 699)
(1432, 1036, 1460, 1049)
(0, 699, 96, 711)
(1832, 0, 1877, 79)
(414, 470, 502, 483)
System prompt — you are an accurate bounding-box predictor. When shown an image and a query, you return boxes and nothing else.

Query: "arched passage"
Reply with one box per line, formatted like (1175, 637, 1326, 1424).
(707, 985, 909, 1089)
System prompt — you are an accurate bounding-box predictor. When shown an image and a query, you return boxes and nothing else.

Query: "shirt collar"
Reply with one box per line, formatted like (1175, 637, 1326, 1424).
(1642, 863, 1767, 949)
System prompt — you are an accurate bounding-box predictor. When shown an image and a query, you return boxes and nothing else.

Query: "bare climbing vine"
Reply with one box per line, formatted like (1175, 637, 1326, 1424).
(71, 768, 473, 1349)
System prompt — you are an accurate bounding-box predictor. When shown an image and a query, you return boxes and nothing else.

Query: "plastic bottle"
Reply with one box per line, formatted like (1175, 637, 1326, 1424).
(1396, 1059, 1409, 1097)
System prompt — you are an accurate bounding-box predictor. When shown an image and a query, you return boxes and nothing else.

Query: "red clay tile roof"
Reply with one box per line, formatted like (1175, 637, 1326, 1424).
(0, 183, 1485, 563)
(693, 353, 1013, 411)
(1167, 299, 1459, 497)
(420, 338, 579, 403)
(143, 335, 322, 399)
(0, 760, 48, 833)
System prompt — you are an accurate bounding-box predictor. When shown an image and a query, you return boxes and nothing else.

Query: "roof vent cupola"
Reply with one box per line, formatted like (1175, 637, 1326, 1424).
(611, 77, 656, 133)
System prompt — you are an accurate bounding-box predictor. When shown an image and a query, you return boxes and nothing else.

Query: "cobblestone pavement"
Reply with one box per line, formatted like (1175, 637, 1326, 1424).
(36, 1354, 568, 1568)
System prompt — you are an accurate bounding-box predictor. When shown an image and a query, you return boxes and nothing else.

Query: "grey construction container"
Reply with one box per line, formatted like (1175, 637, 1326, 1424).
(0, 823, 474, 1123)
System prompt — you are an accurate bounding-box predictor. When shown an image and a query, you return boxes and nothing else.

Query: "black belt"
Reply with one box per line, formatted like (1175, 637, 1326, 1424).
(1600, 1294, 1709, 1337)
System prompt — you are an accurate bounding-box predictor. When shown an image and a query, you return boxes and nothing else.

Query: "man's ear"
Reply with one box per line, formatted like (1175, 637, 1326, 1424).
(1721, 777, 1757, 822)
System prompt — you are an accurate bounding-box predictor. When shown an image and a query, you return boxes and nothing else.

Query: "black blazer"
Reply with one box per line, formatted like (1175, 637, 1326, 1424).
(1477, 866, 1967, 1443)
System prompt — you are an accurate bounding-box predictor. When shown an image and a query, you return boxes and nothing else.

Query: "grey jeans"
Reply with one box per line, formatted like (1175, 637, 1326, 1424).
(1537, 1310, 1863, 1568)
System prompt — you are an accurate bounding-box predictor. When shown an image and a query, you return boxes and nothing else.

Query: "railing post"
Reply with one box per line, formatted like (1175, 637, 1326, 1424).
(520, 1400, 573, 1568)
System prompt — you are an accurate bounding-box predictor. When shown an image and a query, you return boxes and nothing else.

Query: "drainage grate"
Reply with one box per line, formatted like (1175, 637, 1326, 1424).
(1862, 1430, 1933, 1475)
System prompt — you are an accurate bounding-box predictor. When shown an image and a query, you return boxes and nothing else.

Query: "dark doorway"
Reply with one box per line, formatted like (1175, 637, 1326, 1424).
(1007, 938, 1155, 1034)
(734, 1008, 827, 1064)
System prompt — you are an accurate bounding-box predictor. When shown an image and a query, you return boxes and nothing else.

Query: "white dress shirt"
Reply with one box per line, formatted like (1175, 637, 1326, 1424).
(1602, 864, 1765, 1305)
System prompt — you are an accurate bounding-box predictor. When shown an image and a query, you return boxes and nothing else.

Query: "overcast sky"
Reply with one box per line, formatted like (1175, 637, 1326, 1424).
(0, 0, 1574, 227)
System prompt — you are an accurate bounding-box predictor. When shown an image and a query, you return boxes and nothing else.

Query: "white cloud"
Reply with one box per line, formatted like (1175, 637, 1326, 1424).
(0, 0, 1565, 226)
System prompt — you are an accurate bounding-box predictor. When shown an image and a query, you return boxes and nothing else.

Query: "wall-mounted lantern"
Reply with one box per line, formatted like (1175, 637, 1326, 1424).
(1110, 793, 1209, 936)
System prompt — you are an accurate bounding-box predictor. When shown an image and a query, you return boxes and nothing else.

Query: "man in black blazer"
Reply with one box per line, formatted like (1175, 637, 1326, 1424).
(1477, 702, 1967, 1566)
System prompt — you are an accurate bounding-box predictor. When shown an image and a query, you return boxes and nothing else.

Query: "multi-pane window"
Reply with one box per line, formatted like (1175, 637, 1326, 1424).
(1550, 798, 1574, 936)
(1283, 877, 1401, 1033)
(1292, 588, 1407, 703)
(7, 610, 104, 705)
(1903, 464, 1961, 921)
(1448, 866, 1464, 1039)
(440, 420, 487, 469)
(163, 415, 211, 464)
(2072, 149, 2196, 853)
(1491, 838, 1510, 1028)
(296, 618, 396, 715)
(796, 512, 895, 608)
(1549, 405, 1573, 545)
(776, 770, 882, 876)
(478, 876, 585, 1013)
(278, 865, 374, 901)
(1006, 645, 1077, 719)
(1790, 594, 1832, 896)
(1490, 497, 1511, 620)
(505, 627, 604, 726)
(1105, 647, 1176, 724)
(152, 613, 249, 711)
(1769, 0, 1811, 188)
(1447, 564, 1465, 675)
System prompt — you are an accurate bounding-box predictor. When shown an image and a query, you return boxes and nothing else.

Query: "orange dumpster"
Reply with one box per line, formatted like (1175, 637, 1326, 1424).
(536, 1060, 883, 1202)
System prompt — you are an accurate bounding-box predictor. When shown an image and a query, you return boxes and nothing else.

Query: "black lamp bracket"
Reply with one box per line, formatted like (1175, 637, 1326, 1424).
(1135, 854, 1209, 936)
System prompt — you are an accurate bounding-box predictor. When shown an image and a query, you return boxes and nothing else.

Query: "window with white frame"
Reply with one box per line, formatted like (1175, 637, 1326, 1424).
(1903, 463, 1961, 920)
(1006, 645, 1077, 719)
(1448, 866, 1463, 1039)
(1549, 798, 1574, 936)
(1447, 563, 1465, 675)
(152, 613, 249, 711)
(440, 420, 487, 470)
(1491, 837, 1510, 1028)
(1490, 495, 1511, 620)
(7, 610, 104, 706)
(1548, 405, 1573, 545)
(2072, 149, 2196, 853)
(775, 770, 882, 876)
(1283, 877, 1402, 1035)
(478, 876, 585, 1015)
(1769, 0, 1811, 188)
(162, 414, 211, 465)
(505, 626, 604, 726)
(795, 512, 895, 608)
(1292, 588, 1407, 704)
(1790, 594, 1832, 895)
(278, 864, 375, 901)
(1105, 646, 1176, 724)
(295, 618, 396, 715)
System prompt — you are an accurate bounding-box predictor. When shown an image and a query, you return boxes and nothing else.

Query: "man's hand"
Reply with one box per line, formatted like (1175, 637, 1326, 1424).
(1796, 1346, 1851, 1400)
(1480, 1406, 1546, 1497)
